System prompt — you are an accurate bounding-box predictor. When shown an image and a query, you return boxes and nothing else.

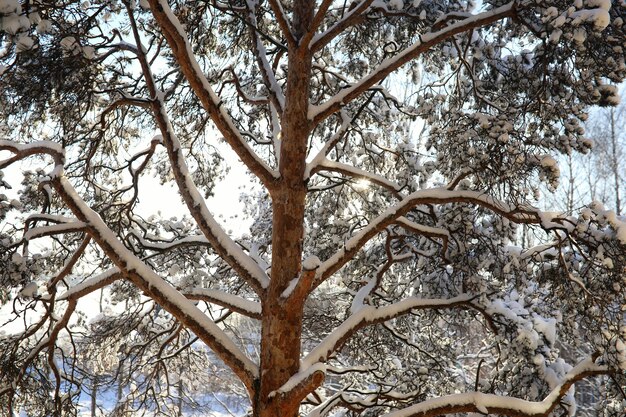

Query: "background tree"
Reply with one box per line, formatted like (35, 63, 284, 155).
(1, 1, 626, 417)
(586, 97, 625, 215)
(549, 92, 625, 216)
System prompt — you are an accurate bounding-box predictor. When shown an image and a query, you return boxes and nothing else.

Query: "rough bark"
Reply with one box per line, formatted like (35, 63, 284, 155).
(255, 3, 314, 416)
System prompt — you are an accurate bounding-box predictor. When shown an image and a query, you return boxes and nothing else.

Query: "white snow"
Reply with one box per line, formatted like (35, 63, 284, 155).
(302, 294, 472, 368)
(56, 175, 259, 379)
(58, 267, 121, 301)
(19, 281, 39, 298)
(380, 356, 606, 417)
(280, 277, 300, 299)
(315, 158, 401, 192)
(303, 255, 321, 270)
(533, 315, 557, 346)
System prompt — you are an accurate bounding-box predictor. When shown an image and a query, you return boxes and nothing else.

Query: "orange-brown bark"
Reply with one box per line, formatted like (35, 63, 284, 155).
(255, 3, 316, 416)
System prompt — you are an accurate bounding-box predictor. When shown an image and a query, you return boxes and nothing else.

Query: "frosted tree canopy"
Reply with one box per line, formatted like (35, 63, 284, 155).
(1, 1, 625, 416)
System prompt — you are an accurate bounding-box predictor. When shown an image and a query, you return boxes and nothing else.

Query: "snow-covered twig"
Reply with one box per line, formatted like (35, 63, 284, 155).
(380, 355, 608, 417)
(146, 0, 278, 186)
(53, 175, 259, 392)
(309, 3, 516, 124)
(311, 158, 402, 196)
(182, 288, 262, 319)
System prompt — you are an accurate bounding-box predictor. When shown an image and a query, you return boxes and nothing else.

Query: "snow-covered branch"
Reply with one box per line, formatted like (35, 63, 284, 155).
(57, 267, 122, 301)
(129, 231, 211, 252)
(301, 294, 474, 369)
(305, 110, 352, 180)
(309, 158, 402, 196)
(182, 288, 262, 319)
(52, 175, 259, 393)
(245, 0, 286, 112)
(126, 5, 270, 295)
(314, 188, 541, 289)
(23, 222, 87, 241)
(309, 0, 375, 51)
(0, 139, 65, 171)
(267, 0, 295, 47)
(146, 0, 278, 186)
(380, 355, 609, 417)
(309, 2, 516, 124)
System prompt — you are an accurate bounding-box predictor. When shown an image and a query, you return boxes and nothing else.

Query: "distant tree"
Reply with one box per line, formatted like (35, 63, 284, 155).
(586, 98, 625, 215)
(1, 1, 626, 417)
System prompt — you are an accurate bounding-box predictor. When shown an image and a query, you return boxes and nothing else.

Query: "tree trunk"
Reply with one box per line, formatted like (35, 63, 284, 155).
(609, 108, 621, 215)
(256, 3, 314, 415)
(91, 376, 98, 417)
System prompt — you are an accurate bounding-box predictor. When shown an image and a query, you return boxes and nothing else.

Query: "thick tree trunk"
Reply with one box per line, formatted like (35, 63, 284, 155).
(255, 3, 314, 415)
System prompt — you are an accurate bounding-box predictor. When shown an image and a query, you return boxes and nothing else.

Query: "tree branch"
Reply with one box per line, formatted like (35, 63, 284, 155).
(309, 0, 375, 51)
(245, 1, 286, 112)
(146, 0, 278, 187)
(127, 2, 270, 294)
(380, 354, 610, 417)
(309, 2, 516, 125)
(313, 188, 541, 290)
(302, 294, 474, 368)
(182, 288, 262, 319)
(52, 175, 259, 395)
(267, 0, 296, 47)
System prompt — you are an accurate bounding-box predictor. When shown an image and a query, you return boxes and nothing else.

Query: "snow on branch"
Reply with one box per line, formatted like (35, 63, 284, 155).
(314, 188, 541, 289)
(309, 158, 402, 195)
(267, 0, 296, 47)
(149, 104, 270, 294)
(52, 176, 259, 392)
(129, 231, 211, 252)
(269, 362, 326, 405)
(395, 216, 450, 260)
(0, 139, 65, 172)
(309, 0, 376, 51)
(146, 0, 278, 186)
(245, 0, 286, 111)
(182, 288, 262, 319)
(301, 294, 474, 369)
(308, 2, 516, 124)
(57, 267, 122, 301)
(23, 222, 87, 241)
(125, 7, 270, 295)
(305, 110, 352, 177)
(379, 355, 609, 417)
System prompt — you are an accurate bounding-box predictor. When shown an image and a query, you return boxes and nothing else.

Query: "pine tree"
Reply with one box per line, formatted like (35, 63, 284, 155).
(1, 1, 625, 416)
